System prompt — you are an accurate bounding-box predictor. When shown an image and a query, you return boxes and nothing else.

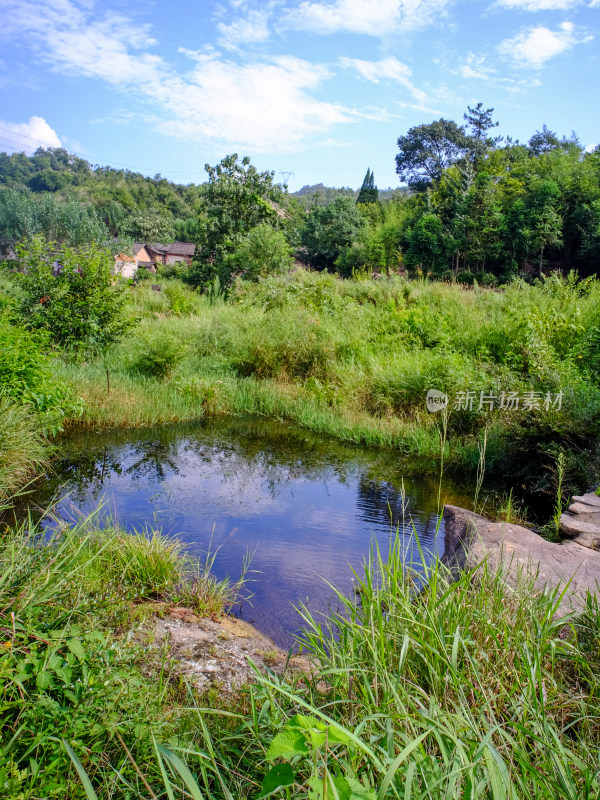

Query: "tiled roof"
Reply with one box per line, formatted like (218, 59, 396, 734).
(147, 243, 168, 255)
(167, 242, 195, 256)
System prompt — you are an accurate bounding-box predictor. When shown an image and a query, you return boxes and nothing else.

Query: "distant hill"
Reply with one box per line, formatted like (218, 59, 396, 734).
(291, 183, 408, 207)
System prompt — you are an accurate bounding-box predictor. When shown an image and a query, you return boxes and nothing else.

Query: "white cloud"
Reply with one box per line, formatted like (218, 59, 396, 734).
(282, 0, 448, 37)
(217, 8, 271, 50)
(155, 55, 352, 152)
(499, 21, 592, 67)
(339, 56, 427, 103)
(496, 0, 580, 10)
(0, 115, 61, 153)
(1, 1, 163, 86)
(0, 0, 357, 153)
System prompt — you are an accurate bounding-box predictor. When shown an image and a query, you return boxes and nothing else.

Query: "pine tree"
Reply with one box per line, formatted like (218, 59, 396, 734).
(356, 168, 379, 204)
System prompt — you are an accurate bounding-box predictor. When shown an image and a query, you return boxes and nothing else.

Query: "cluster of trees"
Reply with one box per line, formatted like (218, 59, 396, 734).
(2, 105, 599, 288)
(394, 105, 600, 280)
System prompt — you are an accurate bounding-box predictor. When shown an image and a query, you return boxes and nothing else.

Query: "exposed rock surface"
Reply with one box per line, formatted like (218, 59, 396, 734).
(559, 492, 600, 550)
(149, 606, 312, 693)
(443, 504, 600, 615)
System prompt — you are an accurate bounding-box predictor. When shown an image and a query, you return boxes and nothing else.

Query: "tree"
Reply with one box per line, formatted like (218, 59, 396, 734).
(527, 181, 563, 275)
(28, 169, 71, 193)
(301, 196, 365, 270)
(463, 103, 502, 164)
(189, 154, 283, 288)
(528, 125, 561, 157)
(357, 168, 379, 204)
(395, 119, 471, 192)
(122, 209, 175, 242)
(13, 235, 132, 352)
(222, 224, 293, 283)
(404, 213, 450, 274)
(0, 189, 108, 246)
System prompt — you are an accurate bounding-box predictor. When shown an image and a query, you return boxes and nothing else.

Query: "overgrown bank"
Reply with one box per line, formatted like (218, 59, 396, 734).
(59, 268, 600, 500)
(2, 504, 600, 798)
(2, 262, 600, 502)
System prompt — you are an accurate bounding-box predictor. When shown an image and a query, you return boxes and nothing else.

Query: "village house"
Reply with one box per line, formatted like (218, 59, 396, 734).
(115, 241, 195, 278)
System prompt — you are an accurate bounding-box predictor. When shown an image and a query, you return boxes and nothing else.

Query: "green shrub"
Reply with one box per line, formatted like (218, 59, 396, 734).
(129, 329, 185, 378)
(0, 315, 82, 433)
(164, 281, 198, 315)
(223, 223, 293, 282)
(13, 234, 133, 352)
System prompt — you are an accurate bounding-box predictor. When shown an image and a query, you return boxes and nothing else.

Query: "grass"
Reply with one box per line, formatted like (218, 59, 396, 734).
(49, 270, 600, 499)
(16, 516, 600, 799)
(0, 502, 246, 798)
(0, 398, 49, 499)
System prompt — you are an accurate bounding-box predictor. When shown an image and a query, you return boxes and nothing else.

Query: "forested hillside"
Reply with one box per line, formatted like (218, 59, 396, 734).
(1, 104, 599, 280)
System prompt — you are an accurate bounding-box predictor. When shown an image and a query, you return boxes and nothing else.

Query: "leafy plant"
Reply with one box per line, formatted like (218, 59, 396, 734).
(13, 234, 133, 353)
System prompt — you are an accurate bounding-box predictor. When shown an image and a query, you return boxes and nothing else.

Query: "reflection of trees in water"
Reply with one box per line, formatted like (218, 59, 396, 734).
(355, 475, 444, 553)
(17, 417, 464, 531)
(25, 418, 368, 511)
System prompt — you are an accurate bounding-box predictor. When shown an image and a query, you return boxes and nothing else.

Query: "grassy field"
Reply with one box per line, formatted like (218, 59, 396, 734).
(1, 505, 599, 798)
(52, 270, 600, 499)
(2, 269, 600, 797)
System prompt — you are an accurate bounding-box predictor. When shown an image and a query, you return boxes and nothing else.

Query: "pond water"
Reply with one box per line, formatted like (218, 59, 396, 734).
(15, 418, 474, 648)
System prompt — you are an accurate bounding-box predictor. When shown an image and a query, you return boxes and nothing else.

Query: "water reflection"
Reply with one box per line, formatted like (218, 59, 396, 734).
(15, 418, 473, 648)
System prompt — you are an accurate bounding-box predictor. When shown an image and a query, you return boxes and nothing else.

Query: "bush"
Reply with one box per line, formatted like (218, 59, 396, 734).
(14, 235, 133, 353)
(0, 315, 82, 433)
(301, 196, 365, 270)
(164, 282, 198, 315)
(456, 269, 475, 285)
(129, 329, 185, 378)
(223, 223, 293, 282)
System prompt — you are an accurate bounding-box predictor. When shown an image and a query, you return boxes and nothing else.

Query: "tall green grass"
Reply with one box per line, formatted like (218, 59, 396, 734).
(52, 270, 600, 491)
(59, 526, 600, 799)
(0, 504, 246, 797)
(0, 398, 48, 499)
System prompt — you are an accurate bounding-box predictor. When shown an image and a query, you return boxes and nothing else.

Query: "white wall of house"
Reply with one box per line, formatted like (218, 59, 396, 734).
(114, 258, 138, 279)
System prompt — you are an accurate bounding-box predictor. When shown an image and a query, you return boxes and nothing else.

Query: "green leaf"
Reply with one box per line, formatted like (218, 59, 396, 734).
(257, 763, 296, 798)
(288, 714, 321, 730)
(36, 670, 52, 690)
(67, 638, 86, 660)
(62, 740, 99, 800)
(344, 777, 377, 800)
(266, 729, 309, 760)
(156, 742, 205, 800)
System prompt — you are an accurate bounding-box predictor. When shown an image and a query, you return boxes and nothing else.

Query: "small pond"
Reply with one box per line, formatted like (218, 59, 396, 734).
(13, 418, 475, 648)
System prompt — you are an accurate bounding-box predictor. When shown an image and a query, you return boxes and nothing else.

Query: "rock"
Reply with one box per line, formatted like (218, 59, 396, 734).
(572, 493, 600, 508)
(568, 502, 600, 523)
(560, 513, 600, 549)
(147, 606, 314, 694)
(443, 505, 600, 616)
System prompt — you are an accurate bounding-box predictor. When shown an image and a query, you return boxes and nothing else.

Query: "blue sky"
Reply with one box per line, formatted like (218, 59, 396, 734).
(0, 0, 598, 191)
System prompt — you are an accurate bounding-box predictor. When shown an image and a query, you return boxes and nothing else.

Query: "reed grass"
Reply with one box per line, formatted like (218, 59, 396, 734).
(0, 398, 49, 499)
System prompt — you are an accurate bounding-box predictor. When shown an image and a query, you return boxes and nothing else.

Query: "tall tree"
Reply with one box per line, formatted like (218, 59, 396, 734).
(188, 154, 282, 288)
(528, 125, 561, 157)
(463, 103, 502, 164)
(395, 119, 471, 192)
(357, 168, 379, 204)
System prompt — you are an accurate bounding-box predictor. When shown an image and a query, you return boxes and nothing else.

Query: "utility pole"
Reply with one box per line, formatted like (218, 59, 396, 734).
(278, 171, 294, 190)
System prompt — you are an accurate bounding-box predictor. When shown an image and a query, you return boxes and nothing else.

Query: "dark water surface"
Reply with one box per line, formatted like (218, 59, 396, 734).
(16, 418, 474, 648)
